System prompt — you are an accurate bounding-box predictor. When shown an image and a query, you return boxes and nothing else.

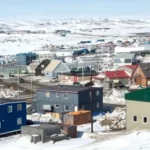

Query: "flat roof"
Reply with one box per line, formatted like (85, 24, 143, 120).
(37, 85, 93, 93)
(0, 98, 26, 104)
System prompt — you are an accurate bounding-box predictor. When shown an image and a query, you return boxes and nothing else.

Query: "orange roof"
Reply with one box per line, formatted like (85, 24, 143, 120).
(68, 110, 91, 115)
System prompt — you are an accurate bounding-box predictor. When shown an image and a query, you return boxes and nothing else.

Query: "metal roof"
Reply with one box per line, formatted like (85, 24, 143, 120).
(139, 63, 150, 78)
(125, 87, 150, 102)
(0, 98, 26, 104)
(37, 85, 93, 93)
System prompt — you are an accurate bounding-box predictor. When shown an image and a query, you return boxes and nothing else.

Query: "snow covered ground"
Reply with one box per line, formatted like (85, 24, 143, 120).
(1, 130, 150, 150)
(1, 18, 150, 54)
(104, 89, 127, 105)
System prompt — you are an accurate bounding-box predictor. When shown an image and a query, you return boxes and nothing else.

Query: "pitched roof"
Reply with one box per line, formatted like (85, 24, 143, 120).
(125, 87, 150, 102)
(139, 63, 150, 78)
(125, 65, 138, 71)
(105, 70, 130, 79)
(44, 59, 61, 72)
(29, 62, 39, 70)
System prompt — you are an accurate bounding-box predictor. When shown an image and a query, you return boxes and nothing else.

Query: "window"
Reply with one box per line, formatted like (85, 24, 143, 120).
(55, 104, 59, 108)
(56, 93, 59, 97)
(96, 90, 100, 96)
(143, 117, 148, 124)
(45, 92, 50, 97)
(133, 116, 137, 122)
(124, 59, 131, 63)
(8, 106, 13, 113)
(41, 64, 45, 68)
(64, 105, 69, 111)
(96, 102, 100, 108)
(64, 93, 69, 99)
(17, 118, 22, 125)
(17, 104, 22, 111)
(82, 105, 85, 110)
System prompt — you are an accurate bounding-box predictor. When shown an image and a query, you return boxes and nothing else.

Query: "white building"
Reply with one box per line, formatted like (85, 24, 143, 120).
(113, 53, 134, 69)
(115, 47, 145, 54)
(34, 50, 54, 60)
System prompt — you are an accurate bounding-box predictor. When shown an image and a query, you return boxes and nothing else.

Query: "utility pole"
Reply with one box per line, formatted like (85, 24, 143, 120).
(90, 66, 93, 133)
(31, 69, 33, 96)
(82, 58, 84, 85)
(17, 65, 20, 100)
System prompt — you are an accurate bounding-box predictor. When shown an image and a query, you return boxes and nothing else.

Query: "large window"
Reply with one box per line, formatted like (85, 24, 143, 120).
(17, 118, 22, 125)
(17, 104, 22, 111)
(64, 93, 69, 99)
(133, 116, 137, 122)
(8, 106, 13, 113)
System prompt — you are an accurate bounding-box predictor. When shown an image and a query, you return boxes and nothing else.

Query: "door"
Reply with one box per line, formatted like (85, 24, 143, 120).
(136, 77, 141, 85)
(74, 106, 78, 112)
(74, 76, 78, 82)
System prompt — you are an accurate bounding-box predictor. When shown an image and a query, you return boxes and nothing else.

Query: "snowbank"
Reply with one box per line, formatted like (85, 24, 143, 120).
(27, 113, 61, 123)
(104, 89, 127, 104)
(99, 107, 126, 131)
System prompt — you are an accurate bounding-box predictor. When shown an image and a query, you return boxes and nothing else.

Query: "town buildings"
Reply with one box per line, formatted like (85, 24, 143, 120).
(125, 87, 150, 130)
(0, 99, 26, 135)
(35, 85, 103, 113)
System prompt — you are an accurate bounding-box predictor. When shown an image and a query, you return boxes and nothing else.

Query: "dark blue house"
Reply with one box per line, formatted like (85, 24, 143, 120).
(34, 85, 103, 114)
(0, 99, 26, 136)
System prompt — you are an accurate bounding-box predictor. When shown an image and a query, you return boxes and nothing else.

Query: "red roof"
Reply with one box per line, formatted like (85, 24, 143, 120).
(125, 65, 138, 71)
(105, 70, 130, 79)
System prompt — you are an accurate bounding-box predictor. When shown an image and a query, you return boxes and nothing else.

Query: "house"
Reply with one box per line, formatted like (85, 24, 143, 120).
(94, 70, 130, 88)
(125, 87, 150, 130)
(35, 59, 50, 76)
(117, 65, 138, 77)
(35, 50, 54, 60)
(28, 62, 39, 73)
(44, 60, 70, 79)
(8, 65, 28, 75)
(113, 53, 134, 69)
(132, 63, 150, 87)
(0, 99, 26, 135)
(35, 85, 103, 113)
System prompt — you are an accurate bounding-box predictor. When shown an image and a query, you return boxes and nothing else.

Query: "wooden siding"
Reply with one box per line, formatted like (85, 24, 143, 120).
(133, 66, 147, 86)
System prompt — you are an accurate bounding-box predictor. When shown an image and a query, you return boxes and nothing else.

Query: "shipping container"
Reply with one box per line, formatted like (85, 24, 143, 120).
(64, 110, 91, 125)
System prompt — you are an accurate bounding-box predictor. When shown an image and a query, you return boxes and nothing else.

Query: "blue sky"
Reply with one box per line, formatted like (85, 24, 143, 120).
(0, 0, 150, 18)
